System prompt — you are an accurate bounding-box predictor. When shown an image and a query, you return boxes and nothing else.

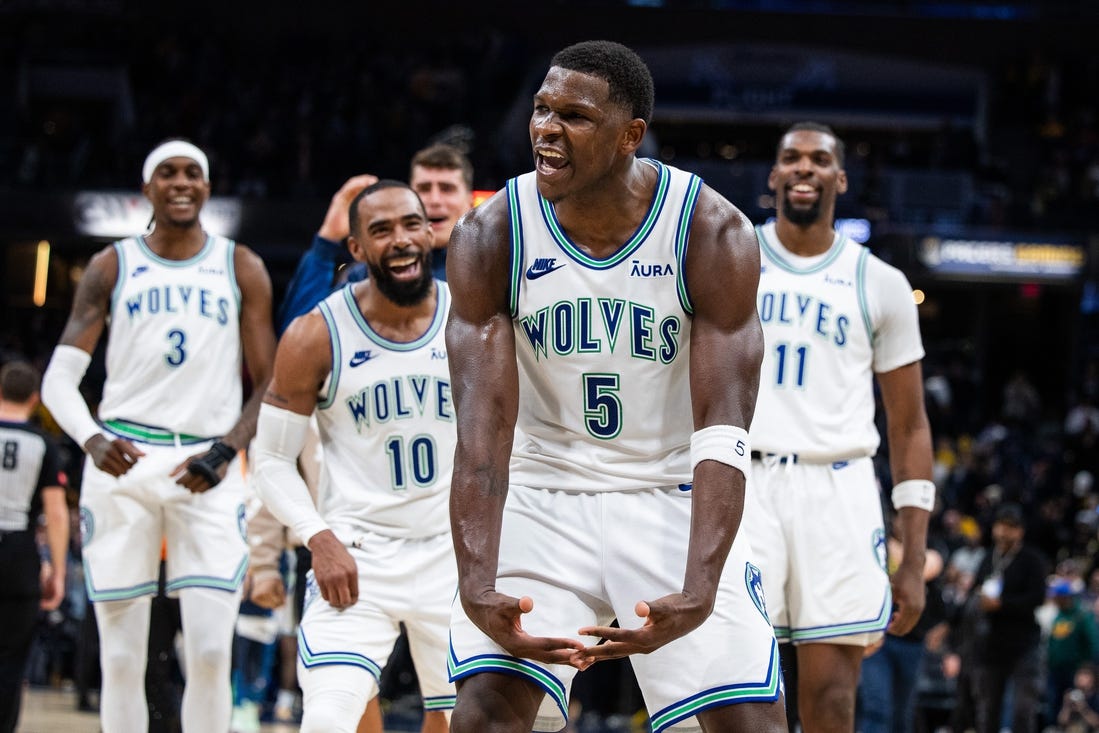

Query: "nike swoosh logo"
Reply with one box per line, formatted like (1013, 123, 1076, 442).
(525, 263, 565, 280)
(349, 352, 374, 367)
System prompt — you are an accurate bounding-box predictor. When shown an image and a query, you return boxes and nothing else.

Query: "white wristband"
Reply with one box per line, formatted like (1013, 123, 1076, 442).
(252, 403, 330, 545)
(690, 425, 751, 479)
(41, 345, 105, 449)
(892, 479, 936, 512)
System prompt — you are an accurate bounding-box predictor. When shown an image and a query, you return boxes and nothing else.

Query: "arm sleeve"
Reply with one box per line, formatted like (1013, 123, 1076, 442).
(276, 234, 350, 335)
(41, 345, 105, 449)
(251, 403, 329, 545)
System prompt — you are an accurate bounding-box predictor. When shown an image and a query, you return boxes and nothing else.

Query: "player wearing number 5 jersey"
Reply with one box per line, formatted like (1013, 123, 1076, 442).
(741, 122, 933, 733)
(253, 181, 456, 733)
(447, 41, 786, 733)
(40, 139, 276, 733)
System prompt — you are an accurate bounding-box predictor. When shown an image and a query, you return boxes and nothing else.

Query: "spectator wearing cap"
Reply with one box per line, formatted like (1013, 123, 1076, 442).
(1047, 575, 1099, 727)
(970, 503, 1050, 733)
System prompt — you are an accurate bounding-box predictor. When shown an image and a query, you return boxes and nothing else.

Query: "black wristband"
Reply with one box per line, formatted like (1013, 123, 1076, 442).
(187, 440, 236, 487)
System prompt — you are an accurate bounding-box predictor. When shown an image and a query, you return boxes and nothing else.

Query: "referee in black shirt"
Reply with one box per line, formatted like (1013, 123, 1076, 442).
(0, 360, 69, 732)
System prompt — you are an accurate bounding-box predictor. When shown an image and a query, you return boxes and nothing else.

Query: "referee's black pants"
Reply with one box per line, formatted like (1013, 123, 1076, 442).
(0, 530, 42, 733)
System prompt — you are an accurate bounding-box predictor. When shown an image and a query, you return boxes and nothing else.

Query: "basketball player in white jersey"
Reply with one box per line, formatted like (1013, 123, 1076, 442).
(446, 41, 786, 733)
(40, 139, 277, 733)
(741, 122, 934, 733)
(252, 180, 456, 733)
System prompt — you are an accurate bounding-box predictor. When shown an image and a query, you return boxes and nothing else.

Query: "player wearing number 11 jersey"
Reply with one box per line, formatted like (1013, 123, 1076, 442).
(741, 122, 933, 733)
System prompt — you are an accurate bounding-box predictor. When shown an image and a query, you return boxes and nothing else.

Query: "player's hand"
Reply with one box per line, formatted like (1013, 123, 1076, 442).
(317, 174, 379, 241)
(170, 451, 228, 493)
(308, 530, 358, 610)
(39, 563, 65, 611)
(85, 434, 145, 476)
(251, 575, 287, 610)
(573, 594, 709, 669)
(887, 561, 926, 636)
(462, 590, 585, 667)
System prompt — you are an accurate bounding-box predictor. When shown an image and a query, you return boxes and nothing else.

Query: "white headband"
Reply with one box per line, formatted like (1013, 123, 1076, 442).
(142, 141, 210, 183)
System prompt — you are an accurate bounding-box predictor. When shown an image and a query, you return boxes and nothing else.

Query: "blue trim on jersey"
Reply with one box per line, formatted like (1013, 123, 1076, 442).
(226, 239, 242, 310)
(135, 234, 216, 267)
(342, 281, 448, 351)
(648, 637, 782, 732)
(506, 177, 524, 319)
(110, 240, 129, 308)
(855, 245, 874, 343)
(674, 174, 702, 315)
(536, 159, 670, 270)
(787, 589, 892, 642)
(298, 626, 383, 678)
(164, 553, 248, 594)
(757, 226, 848, 275)
(447, 644, 567, 721)
(84, 564, 160, 602)
(317, 300, 341, 410)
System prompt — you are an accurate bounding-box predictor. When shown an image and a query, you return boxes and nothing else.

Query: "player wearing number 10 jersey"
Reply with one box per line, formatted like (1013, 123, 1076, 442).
(253, 181, 456, 733)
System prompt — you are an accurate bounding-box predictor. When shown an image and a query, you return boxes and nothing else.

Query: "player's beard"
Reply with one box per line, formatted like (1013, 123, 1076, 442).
(368, 248, 434, 307)
(780, 191, 823, 227)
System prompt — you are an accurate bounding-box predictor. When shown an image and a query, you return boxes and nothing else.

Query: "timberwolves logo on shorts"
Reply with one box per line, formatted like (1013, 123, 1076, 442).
(744, 562, 769, 622)
(79, 507, 95, 545)
(872, 528, 888, 573)
(236, 503, 248, 542)
(304, 571, 320, 612)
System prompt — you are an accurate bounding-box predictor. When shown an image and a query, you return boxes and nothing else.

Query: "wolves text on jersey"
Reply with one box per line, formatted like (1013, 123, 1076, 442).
(518, 298, 682, 364)
(123, 285, 231, 325)
(345, 375, 454, 433)
(758, 290, 850, 347)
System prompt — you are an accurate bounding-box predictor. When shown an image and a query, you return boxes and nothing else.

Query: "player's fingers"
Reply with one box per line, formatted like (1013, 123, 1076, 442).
(347, 571, 359, 605)
(517, 595, 534, 614)
(635, 600, 651, 618)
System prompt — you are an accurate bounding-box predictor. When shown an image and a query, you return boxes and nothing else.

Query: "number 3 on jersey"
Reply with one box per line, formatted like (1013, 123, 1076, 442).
(583, 373, 622, 439)
(165, 328, 187, 367)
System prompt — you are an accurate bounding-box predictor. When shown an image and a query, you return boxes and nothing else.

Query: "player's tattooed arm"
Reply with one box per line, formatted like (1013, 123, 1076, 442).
(57, 246, 119, 351)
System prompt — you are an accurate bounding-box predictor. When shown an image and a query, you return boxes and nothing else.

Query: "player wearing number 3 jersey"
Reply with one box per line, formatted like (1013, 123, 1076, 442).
(40, 139, 277, 733)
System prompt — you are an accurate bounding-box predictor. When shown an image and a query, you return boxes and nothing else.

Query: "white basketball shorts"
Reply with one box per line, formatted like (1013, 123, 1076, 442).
(743, 455, 890, 646)
(448, 485, 782, 733)
(79, 441, 248, 602)
(297, 530, 457, 712)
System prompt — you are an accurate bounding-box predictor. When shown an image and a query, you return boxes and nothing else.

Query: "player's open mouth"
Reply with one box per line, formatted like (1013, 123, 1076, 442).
(536, 149, 569, 176)
(386, 254, 422, 279)
(786, 183, 818, 202)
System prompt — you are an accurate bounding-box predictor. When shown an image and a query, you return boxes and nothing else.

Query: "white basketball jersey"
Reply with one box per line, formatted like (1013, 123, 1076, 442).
(751, 221, 925, 460)
(98, 235, 242, 437)
(314, 281, 454, 539)
(507, 160, 701, 492)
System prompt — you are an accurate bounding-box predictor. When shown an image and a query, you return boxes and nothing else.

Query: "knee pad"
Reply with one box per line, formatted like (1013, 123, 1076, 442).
(299, 687, 367, 733)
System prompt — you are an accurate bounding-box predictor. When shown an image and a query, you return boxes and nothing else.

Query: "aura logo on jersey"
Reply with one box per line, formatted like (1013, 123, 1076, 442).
(628, 260, 674, 277)
(518, 298, 682, 364)
(344, 375, 453, 433)
(123, 285, 231, 325)
(757, 290, 850, 347)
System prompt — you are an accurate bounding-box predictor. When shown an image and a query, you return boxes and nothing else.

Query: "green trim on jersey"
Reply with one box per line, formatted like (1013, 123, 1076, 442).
(110, 240, 129, 308)
(507, 177, 525, 319)
(317, 300, 342, 410)
(674, 173, 702, 315)
(757, 225, 848, 274)
(855, 245, 874, 343)
(226, 239, 242, 310)
(165, 554, 248, 594)
(648, 638, 782, 732)
(101, 418, 211, 445)
(537, 159, 671, 269)
(342, 282, 448, 351)
(135, 234, 217, 268)
(786, 591, 892, 643)
(298, 627, 383, 678)
(447, 651, 567, 721)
